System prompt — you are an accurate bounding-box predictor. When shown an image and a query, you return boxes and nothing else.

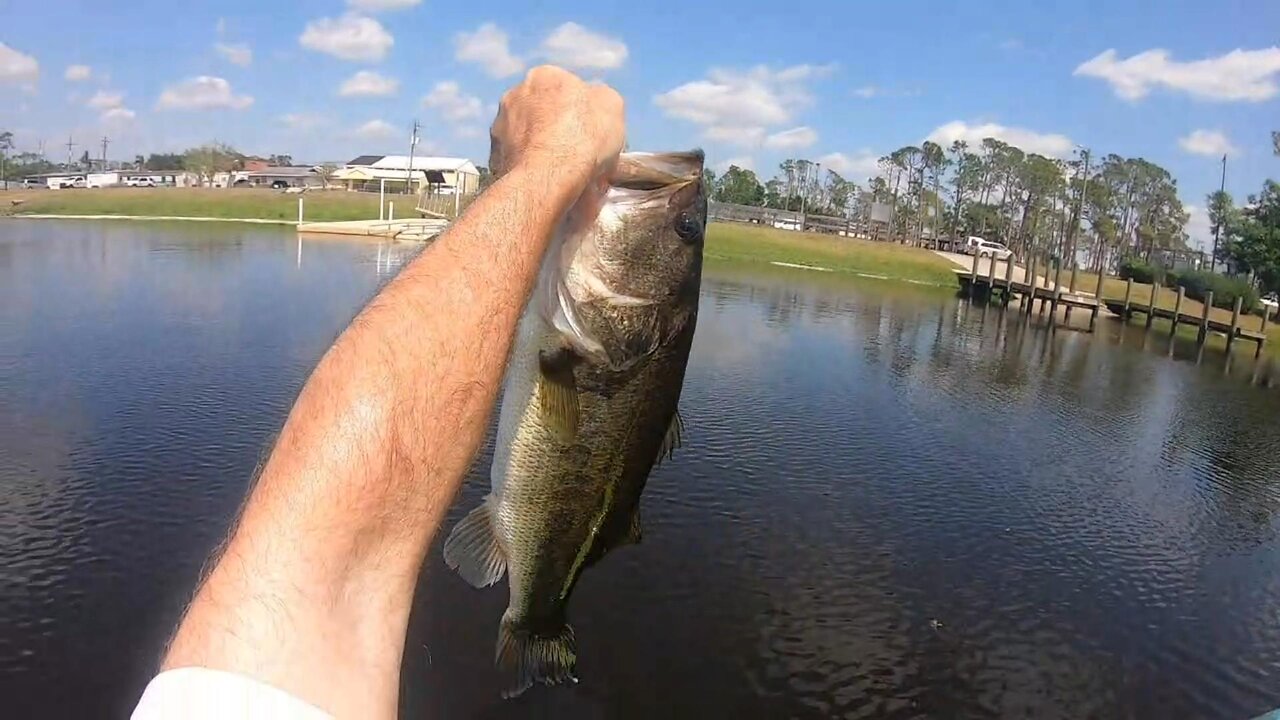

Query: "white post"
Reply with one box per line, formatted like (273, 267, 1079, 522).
(297, 197, 304, 224)
(296, 235, 302, 268)
(379, 179, 386, 220)
(454, 188, 460, 218)
(388, 202, 394, 221)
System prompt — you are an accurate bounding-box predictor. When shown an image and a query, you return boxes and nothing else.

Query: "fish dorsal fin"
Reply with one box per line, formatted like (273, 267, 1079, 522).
(537, 348, 580, 440)
(442, 496, 507, 588)
(654, 409, 684, 466)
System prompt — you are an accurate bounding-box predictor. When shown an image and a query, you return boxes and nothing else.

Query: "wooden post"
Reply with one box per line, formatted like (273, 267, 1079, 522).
(1259, 308, 1270, 358)
(1170, 286, 1184, 338)
(1050, 257, 1063, 317)
(388, 202, 395, 221)
(297, 197, 304, 224)
(1025, 254, 1038, 315)
(1227, 295, 1243, 353)
(986, 256, 998, 299)
(1003, 253, 1016, 306)
(1122, 277, 1134, 317)
(1064, 262, 1080, 323)
(1198, 290, 1213, 345)
(969, 252, 980, 298)
(1090, 256, 1106, 331)
(1145, 281, 1158, 330)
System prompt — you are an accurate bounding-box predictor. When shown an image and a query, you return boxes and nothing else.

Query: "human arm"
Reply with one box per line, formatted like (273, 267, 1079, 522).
(156, 67, 623, 719)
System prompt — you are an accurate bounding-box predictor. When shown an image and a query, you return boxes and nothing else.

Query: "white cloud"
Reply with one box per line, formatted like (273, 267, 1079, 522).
(338, 70, 399, 97)
(852, 84, 920, 99)
(764, 126, 818, 150)
(280, 112, 327, 131)
(1178, 129, 1239, 157)
(157, 76, 253, 110)
(853, 85, 878, 98)
(347, 0, 421, 10)
(455, 23, 523, 78)
(999, 38, 1024, 51)
(926, 120, 1073, 157)
(354, 119, 397, 141)
(655, 64, 830, 138)
(817, 150, 881, 180)
(1074, 47, 1280, 102)
(86, 90, 124, 110)
(101, 107, 136, 124)
(538, 22, 627, 71)
(713, 156, 754, 173)
(454, 125, 485, 139)
(65, 64, 92, 82)
(704, 125, 766, 147)
(0, 42, 39, 86)
(215, 42, 253, 67)
(422, 81, 484, 122)
(299, 15, 394, 62)
(215, 18, 227, 35)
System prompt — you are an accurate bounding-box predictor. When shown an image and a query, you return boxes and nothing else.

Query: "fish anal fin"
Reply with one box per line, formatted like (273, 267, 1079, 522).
(496, 618, 578, 699)
(442, 497, 507, 588)
(654, 409, 685, 466)
(537, 348, 580, 441)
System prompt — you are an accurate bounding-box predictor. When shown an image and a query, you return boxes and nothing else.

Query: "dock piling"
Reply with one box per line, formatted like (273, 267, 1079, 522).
(1050, 258, 1063, 318)
(1122, 277, 1134, 317)
(1089, 256, 1106, 331)
(1003, 254, 1016, 306)
(1025, 254, 1038, 315)
(969, 252, 980, 297)
(986, 256, 998, 300)
(1064, 262, 1080, 323)
(297, 198, 304, 224)
(1198, 290, 1213, 345)
(1170, 286, 1185, 338)
(1227, 296, 1243, 354)
(1145, 281, 1158, 330)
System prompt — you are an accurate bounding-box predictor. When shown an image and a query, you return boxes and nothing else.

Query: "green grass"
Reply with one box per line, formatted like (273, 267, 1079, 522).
(4, 187, 387, 222)
(705, 223, 961, 288)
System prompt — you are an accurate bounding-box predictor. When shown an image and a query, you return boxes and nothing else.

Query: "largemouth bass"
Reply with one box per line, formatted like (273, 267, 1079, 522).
(443, 150, 706, 698)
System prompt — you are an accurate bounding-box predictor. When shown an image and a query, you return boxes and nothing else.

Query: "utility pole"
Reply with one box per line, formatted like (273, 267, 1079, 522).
(100, 136, 110, 170)
(1211, 153, 1226, 273)
(65, 136, 77, 169)
(406, 119, 420, 195)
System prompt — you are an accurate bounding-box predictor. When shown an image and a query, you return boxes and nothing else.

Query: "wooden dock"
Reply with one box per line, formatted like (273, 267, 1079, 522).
(956, 252, 1268, 356)
(297, 218, 449, 242)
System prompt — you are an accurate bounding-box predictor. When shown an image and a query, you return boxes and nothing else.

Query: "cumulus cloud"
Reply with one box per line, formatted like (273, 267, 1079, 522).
(280, 112, 327, 131)
(455, 23, 523, 78)
(853, 85, 879, 98)
(354, 118, 397, 141)
(1178, 129, 1238, 157)
(926, 120, 1073, 157)
(157, 76, 253, 110)
(1184, 203, 1212, 252)
(816, 150, 881, 180)
(852, 84, 920, 99)
(422, 81, 484, 122)
(0, 42, 39, 86)
(655, 64, 831, 147)
(300, 15, 394, 62)
(86, 90, 124, 109)
(1074, 47, 1280, 102)
(65, 64, 92, 81)
(538, 22, 627, 70)
(215, 42, 253, 67)
(764, 126, 818, 150)
(101, 107, 136, 123)
(338, 70, 399, 97)
(347, 0, 421, 10)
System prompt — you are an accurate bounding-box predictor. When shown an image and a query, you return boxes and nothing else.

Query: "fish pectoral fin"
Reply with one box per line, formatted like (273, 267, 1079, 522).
(654, 409, 685, 466)
(497, 619, 577, 699)
(442, 496, 507, 588)
(537, 348, 581, 440)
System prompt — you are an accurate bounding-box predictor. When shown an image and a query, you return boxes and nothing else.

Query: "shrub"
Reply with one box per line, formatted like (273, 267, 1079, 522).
(1118, 259, 1156, 284)
(1175, 270, 1258, 312)
(1163, 269, 1181, 288)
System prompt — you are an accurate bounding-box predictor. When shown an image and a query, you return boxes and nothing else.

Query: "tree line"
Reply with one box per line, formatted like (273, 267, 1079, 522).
(1209, 135, 1280, 295)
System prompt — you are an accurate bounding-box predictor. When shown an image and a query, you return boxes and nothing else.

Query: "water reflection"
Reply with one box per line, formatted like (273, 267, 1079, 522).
(3, 223, 1280, 719)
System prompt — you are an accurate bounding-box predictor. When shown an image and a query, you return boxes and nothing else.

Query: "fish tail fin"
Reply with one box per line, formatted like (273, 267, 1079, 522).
(442, 496, 507, 588)
(495, 616, 578, 699)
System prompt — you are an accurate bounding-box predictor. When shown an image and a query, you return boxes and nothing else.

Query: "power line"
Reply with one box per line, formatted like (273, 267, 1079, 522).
(65, 135, 77, 168)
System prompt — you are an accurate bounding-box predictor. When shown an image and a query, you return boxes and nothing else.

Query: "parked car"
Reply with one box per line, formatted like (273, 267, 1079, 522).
(55, 177, 87, 189)
(21, 178, 46, 189)
(1262, 292, 1279, 312)
(125, 177, 156, 188)
(972, 239, 1014, 261)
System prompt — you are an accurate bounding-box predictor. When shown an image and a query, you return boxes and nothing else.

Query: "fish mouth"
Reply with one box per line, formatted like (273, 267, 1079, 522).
(611, 150, 704, 191)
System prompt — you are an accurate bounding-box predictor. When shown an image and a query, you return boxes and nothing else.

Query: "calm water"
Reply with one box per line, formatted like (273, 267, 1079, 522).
(3, 221, 1280, 719)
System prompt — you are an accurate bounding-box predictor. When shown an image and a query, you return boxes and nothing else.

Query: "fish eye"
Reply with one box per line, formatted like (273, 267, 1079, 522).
(674, 212, 702, 244)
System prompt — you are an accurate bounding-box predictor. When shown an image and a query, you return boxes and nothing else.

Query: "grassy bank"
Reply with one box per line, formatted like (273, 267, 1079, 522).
(3, 187, 387, 222)
(705, 223, 960, 287)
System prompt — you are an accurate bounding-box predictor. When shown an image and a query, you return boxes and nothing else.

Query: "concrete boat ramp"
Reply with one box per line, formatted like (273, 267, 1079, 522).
(297, 218, 450, 242)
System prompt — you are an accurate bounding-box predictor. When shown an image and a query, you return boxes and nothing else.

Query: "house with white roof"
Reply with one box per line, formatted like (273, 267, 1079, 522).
(332, 155, 481, 195)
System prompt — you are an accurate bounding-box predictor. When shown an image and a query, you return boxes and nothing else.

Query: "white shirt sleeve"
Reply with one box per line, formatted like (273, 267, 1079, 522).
(132, 667, 333, 720)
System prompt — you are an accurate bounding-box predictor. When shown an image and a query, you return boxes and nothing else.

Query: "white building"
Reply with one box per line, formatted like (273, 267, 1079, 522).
(332, 155, 481, 195)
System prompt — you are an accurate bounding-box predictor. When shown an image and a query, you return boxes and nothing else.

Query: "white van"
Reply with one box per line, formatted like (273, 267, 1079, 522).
(965, 236, 1014, 261)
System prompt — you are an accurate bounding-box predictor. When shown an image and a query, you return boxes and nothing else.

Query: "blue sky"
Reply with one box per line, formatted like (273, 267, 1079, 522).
(2, 0, 1278, 248)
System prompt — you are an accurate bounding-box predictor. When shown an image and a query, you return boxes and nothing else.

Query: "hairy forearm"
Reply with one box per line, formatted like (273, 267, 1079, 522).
(162, 158, 587, 716)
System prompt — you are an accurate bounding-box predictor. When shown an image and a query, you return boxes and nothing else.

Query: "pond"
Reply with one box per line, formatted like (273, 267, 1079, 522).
(3, 220, 1280, 719)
